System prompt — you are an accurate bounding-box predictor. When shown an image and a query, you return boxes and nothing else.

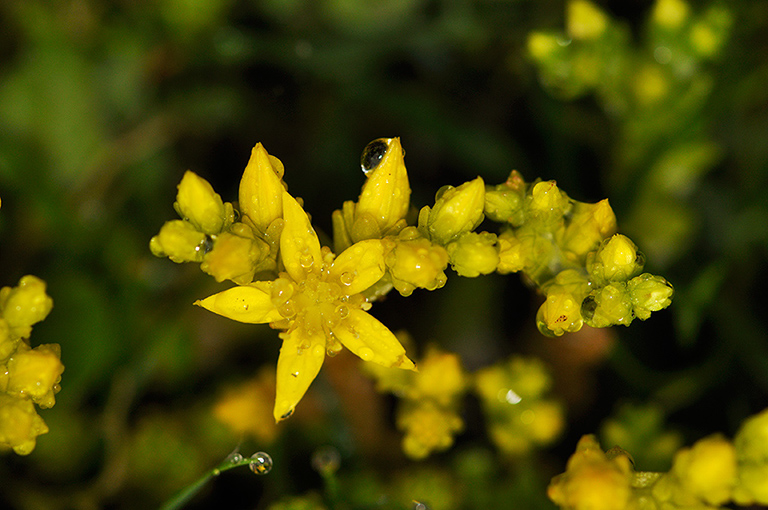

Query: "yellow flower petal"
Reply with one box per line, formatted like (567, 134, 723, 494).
(333, 309, 415, 370)
(280, 191, 322, 282)
(329, 239, 386, 295)
(357, 137, 411, 233)
(239, 143, 284, 234)
(194, 282, 282, 324)
(274, 327, 326, 421)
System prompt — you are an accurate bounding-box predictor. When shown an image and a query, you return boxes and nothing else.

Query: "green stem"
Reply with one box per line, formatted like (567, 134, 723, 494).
(158, 454, 255, 510)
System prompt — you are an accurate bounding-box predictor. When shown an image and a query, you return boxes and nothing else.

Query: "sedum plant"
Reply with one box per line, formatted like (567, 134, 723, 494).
(150, 137, 673, 426)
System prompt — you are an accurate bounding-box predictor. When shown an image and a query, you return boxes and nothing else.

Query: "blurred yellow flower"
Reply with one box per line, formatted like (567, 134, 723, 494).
(548, 435, 633, 510)
(213, 367, 278, 443)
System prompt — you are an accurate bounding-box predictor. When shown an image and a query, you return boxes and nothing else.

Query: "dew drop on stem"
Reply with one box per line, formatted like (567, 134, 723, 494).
(249, 452, 273, 475)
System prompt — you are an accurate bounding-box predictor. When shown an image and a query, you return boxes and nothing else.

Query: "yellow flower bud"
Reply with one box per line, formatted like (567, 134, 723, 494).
(357, 138, 411, 235)
(548, 435, 633, 510)
(1, 275, 54, 339)
(4, 343, 64, 409)
(537, 290, 585, 336)
(528, 31, 562, 62)
(397, 401, 463, 460)
(628, 273, 674, 320)
(689, 9, 731, 58)
(671, 434, 737, 506)
(0, 318, 18, 362)
(426, 177, 485, 245)
(239, 143, 285, 234)
(527, 400, 565, 444)
(582, 283, 634, 329)
(410, 347, 466, 406)
(560, 199, 617, 261)
(446, 232, 499, 278)
(732, 408, 768, 505)
(567, 0, 608, 40)
(653, 0, 690, 29)
(734, 464, 768, 506)
(149, 220, 208, 263)
(201, 225, 268, 284)
(588, 234, 644, 284)
(174, 171, 228, 234)
(213, 368, 278, 443)
(0, 393, 49, 455)
(527, 180, 571, 223)
(633, 65, 670, 106)
(385, 235, 449, 297)
(485, 186, 525, 225)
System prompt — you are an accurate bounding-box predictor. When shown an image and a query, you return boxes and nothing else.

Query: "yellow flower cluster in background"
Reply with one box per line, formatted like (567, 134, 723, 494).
(0, 275, 62, 455)
(366, 344, 563, 460)
(365, 342, 467, 459)
(526, 0, 732, 267)
(151, 137, 672, 422)
(475, 357, 564, 456)
(549, 408, 768, 510)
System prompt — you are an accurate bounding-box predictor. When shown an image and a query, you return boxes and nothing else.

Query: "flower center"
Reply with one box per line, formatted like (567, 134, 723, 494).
(270, 256, 368, 353)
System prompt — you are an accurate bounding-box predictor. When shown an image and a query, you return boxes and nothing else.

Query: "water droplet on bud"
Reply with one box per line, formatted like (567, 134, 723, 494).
(228, 453, 244, 464)
(249, 452, 273, 475)
(361, 138, 390, 175)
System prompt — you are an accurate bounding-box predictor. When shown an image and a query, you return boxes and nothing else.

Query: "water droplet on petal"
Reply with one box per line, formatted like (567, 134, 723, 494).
(335, 304, 349, 319)
(359, 347, 374, 361)
(278, 301, 296, 318)
(311, 445, 341, 474)
(300, 253, 315, 269)
(361, 138, 390, 175)
(249, 452, 273, 475)
(196, 235, 214, 254)
(340, 271, 355, 286)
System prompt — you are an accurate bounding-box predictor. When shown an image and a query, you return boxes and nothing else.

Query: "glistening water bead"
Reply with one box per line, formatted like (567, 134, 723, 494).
(360, 138, 390, 175)
(249, 452, 273, 475)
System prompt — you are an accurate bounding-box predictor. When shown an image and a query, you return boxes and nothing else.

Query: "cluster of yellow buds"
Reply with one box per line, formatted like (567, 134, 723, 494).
(548, 407, 768, 510)
(474, 356, 564, 456)
(0, 275, 63, 455)
(151, 137, 672, 421)
(365, 342, 467, 459)
(489, 173, 673, 336)
(366, 347, 563, 460)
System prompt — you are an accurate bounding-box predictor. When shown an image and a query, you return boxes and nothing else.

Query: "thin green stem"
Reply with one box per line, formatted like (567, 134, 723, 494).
(158, 453, 257, 510)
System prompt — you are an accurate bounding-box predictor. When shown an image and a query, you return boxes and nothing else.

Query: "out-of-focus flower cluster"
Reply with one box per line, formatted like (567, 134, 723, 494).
(527, 0, 731, 266)
(0, 274, 62, 455)
(151, 138, 672, 422)
(548, 407, 768, 510)
(366, 343, 563, 460)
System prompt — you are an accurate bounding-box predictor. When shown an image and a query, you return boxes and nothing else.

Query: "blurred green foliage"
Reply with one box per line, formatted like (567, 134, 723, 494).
(1, 0, 767, 509)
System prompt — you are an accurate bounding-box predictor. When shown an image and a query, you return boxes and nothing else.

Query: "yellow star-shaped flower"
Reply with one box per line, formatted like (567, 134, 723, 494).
(196, 148, 416, 422)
